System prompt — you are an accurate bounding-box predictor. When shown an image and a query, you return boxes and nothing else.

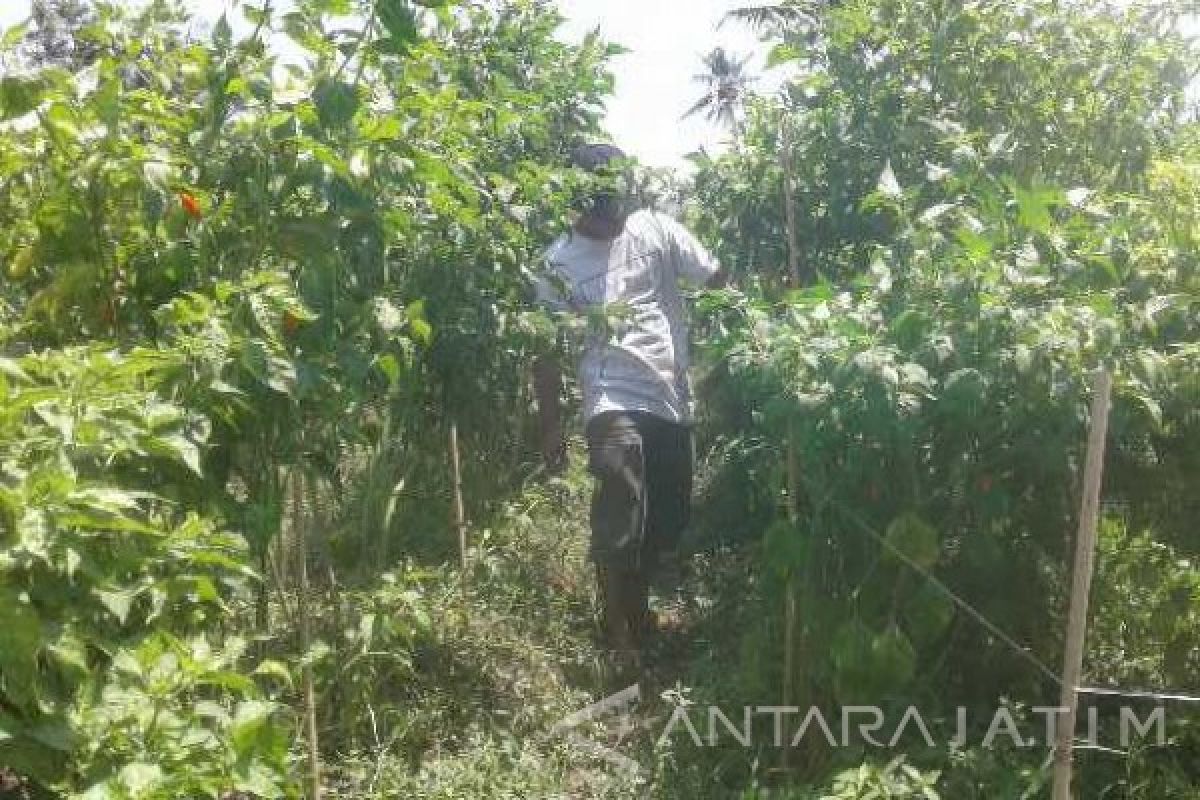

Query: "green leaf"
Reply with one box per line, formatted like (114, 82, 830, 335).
(234, 764, 285, 799)
(918, 203, 956, 225)
(94, 587, 139, 624)
(903, 582, 955, 645)
(767, 43, 801, 68)
(231, 700, 279, 758)
(0, 73, 51, 121)
(47, 631, 89, 675)
(0, 357, 31, 383)
(884, 513, 940, 570)
(299, 641, 332, 669)
(146, 433, 203, 477)
(43, 103, 81, 144)
(360, 115, 402, 142)
(0, 592, 44, 671)
(376, 0, 420, 54)
(312, 78, 359, 129)
(405, 299, 433, 345)
(213, 13, 233, 51)
(872, 625, 916, 686)
(119, 762, 164, 796)
(375, 353, 401, 386)
(987, 131, 1012, 157)
(1129, 391, 1163, 429)
(265, 356, 298, 395)
(1, 22, 29, 51)
(203, 670, 256, 694)
(877, 160, 902, 199)
(25, 719, 73, 753)
(1010, 181, 1063, 233)
(253, 660, 294, 689)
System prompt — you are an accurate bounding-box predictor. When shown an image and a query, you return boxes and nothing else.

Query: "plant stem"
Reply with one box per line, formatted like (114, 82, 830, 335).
(449, 421, 469, 573)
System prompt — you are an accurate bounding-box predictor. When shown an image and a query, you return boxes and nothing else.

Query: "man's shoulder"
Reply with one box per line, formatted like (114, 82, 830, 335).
(626, 209, 672, 234)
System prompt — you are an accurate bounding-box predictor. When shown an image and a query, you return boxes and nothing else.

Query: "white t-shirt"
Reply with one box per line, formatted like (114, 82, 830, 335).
(534, 210, 720, 424)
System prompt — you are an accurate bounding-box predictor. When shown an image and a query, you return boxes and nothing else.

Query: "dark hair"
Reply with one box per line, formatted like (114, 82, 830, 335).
(569, 143, 627, 218)
(570, 143, 627, 173)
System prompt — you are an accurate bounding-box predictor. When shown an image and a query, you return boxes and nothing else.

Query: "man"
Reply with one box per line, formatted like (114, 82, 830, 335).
(532, 143, 726, 670)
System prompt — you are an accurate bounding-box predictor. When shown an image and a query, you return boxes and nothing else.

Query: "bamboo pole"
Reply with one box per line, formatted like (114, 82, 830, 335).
(1052, 369, 1113, 800)
(449, 421, 468, 572)
(781, 427, 802, 772)
(293, 470, 323, 800)
(780, 113, 805, 765)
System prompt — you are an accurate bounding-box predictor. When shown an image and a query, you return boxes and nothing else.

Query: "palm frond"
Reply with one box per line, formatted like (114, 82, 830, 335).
(682, 94, 714, 120)
(720, 2, 816, 32)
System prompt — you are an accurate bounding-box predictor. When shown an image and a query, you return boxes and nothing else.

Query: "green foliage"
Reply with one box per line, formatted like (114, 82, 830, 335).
(734, 758, 940, 799)
(0, 0, 614, 793)
(0, 337, 290, 794)
(690, 0, 1197, 287)
(1089, 519, 1200, 695)
(688, 0, 1199, 794)
(814, 758, 940, 800)
(1, 0, 1196, 796)
(72, 636, 291, 799)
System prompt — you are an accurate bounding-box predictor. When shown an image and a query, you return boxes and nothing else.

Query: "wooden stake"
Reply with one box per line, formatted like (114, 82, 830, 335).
(781, 428, 802, 772)
(293, 470, 323, 800)
(449, 421, 468, 572)
(1052, 369, 1113, 800)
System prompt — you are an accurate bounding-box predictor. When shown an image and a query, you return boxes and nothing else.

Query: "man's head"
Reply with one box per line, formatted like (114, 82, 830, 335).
(570, 143, 632, 239)
(571, 142, 626, 173)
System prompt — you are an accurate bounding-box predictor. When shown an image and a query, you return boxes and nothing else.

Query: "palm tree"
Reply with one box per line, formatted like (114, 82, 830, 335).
(683, 47, 754, 137)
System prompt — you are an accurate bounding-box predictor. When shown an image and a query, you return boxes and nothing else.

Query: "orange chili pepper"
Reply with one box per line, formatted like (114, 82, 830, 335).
(180, 191, 202, 219)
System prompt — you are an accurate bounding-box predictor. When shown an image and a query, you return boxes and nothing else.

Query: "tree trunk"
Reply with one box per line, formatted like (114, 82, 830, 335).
(781, 116, 803, 287)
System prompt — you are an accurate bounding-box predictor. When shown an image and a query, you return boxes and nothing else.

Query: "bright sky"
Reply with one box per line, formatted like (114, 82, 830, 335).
(555, 0, 772, 168)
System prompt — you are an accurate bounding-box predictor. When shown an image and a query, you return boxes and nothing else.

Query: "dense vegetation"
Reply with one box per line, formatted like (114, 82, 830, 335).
(686, 0, 1199, 795)
(0, 0, 1196, 798)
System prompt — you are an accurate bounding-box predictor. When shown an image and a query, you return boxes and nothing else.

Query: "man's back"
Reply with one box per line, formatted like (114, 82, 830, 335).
(536, 209, 720, 424)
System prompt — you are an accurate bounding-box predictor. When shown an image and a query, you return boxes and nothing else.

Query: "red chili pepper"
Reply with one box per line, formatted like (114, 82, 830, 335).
(180, 191, 202, 219)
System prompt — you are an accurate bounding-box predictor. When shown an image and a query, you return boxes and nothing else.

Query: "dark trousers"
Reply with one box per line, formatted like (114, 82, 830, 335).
(585, 411, 693, 571)
(586, 411, 692, 652)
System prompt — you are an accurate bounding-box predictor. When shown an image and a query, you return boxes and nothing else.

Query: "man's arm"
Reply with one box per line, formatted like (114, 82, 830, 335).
(533, 354, 565, 474)
(705, 267, 730, 290)
(658, 213, 725, 289)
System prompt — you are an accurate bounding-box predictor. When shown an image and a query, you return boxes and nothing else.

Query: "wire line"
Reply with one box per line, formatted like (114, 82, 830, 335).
(838, 507, 1065, 688)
